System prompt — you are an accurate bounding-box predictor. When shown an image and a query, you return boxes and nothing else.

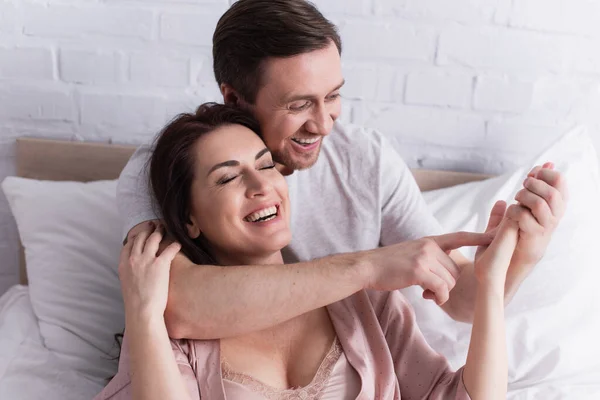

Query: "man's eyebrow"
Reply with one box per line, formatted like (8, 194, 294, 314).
(207, 160, 239, 176)
(283, 79, 345, 103)
(331, 79, 345, 92)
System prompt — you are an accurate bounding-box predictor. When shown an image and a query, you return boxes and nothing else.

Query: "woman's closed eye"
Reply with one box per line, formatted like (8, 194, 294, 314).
(216, 164, 274, 185)
(260, 163, 276, 170)
(217, 175, 238, 185)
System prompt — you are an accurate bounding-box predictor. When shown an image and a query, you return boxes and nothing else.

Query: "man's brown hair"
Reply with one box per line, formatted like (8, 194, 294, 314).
(213, 0, 342, 104)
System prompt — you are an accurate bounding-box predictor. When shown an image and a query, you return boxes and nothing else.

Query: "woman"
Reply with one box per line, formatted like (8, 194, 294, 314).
(96, 103, 516, 400)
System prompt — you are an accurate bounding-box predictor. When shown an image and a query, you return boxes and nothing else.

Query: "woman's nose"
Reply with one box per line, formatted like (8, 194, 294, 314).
(245, 170, 272, 198)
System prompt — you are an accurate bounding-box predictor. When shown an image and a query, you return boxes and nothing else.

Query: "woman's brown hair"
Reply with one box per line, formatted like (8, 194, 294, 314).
(148, 102, 262, 265)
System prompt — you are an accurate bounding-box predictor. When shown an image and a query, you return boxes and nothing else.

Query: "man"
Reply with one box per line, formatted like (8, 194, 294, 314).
(118, 0, 567, 339)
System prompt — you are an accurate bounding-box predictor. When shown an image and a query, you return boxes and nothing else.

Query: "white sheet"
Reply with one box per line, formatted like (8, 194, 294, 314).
(508, 382, 600, 400)
(0, 285, 104, 400)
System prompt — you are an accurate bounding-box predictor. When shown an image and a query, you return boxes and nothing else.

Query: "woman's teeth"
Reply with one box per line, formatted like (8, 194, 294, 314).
(292, 137, 319, 145)
(245, 206, 278, 222)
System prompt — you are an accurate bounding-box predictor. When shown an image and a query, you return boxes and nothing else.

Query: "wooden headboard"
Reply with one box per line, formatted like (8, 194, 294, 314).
(17, 137, 136, 182)
(15, 137, 492, 284)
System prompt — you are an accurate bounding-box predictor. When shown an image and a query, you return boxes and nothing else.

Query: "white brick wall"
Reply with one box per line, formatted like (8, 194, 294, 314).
(474, 76, 534, 113)
(0, 0, 599, 293)
(0, 47, 53, 80)
(60, 49, 122, 85)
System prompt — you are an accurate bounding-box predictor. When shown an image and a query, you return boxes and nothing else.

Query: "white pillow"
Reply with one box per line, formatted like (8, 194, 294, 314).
(403, 126, 600, 389)
(1, 179, 124, 383)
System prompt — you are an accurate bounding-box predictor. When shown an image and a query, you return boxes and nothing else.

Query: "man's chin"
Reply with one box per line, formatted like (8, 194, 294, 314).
(273, 150, 320, 171)
(284, 154, 320, 171)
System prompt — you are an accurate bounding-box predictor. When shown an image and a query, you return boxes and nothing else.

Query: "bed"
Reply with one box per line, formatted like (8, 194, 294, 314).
(1, 129, 600, 399)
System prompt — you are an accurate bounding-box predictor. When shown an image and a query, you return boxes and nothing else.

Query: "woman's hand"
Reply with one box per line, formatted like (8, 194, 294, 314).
(119, 221, 182, 322)
(474, 209, 519, 290)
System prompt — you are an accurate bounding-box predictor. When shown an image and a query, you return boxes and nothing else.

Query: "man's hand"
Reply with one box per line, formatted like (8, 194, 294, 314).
(364, 231, 494, 306)
(508, 162, 568, 279)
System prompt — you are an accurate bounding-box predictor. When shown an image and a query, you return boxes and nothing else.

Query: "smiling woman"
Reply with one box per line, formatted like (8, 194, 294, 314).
(148, 102, 291, 267)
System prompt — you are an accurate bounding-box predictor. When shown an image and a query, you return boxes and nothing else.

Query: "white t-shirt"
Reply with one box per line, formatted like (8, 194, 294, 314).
(116, 122, 442, 263)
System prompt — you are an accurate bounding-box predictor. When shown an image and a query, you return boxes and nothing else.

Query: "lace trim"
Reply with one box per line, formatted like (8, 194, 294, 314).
(221, 337, 342, 400)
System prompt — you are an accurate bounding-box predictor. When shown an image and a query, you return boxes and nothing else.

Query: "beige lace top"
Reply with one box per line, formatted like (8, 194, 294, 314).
(221, 337, 360, 400)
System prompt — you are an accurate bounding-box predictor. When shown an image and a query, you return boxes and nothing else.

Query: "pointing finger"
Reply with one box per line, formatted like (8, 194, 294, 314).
(430, 231, 494, 252)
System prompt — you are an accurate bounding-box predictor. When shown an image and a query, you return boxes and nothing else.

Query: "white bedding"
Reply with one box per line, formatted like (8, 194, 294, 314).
(0, 285, 104, 400)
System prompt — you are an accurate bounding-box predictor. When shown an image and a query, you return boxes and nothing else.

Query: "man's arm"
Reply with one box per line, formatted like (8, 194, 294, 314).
(164, 252, 364, 339)
(159, 230, 491, 339)
(121, 221, 491, 339)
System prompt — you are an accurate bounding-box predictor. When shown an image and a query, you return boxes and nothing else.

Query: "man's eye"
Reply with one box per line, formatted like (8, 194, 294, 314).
(326, 93, 341, 101)
(289, 101, 311, 111)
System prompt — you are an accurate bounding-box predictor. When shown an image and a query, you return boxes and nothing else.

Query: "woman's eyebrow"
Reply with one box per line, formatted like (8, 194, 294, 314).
(255, 148, 270, 160)
(207, 148, 269, 176)
(207, 160, 239, 176)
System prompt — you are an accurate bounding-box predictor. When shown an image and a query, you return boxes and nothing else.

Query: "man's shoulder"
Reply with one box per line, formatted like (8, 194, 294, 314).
(330, 121, 384, 141)
(325, 121, 388, 157)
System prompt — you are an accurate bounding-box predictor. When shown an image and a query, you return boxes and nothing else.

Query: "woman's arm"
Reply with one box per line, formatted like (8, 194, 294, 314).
(127, 316, 193, 400)
(118, 222, 195, 400)
(462, 216, 518, 400)
(462, 282, 507, 399)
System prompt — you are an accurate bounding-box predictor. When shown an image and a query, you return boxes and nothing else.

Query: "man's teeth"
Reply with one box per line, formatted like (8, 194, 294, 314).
(292, 137, 319, 145)
(245, 206, 278, 222)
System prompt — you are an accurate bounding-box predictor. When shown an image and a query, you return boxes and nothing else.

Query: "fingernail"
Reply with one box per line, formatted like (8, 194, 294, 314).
(543, 161, 554, 169)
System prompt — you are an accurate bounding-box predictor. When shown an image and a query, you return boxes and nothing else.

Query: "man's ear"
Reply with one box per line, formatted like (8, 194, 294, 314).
(220, 83, 242, 106)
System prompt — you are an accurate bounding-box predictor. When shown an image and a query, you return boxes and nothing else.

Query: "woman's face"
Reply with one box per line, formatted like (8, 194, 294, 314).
(187, 124, 291, 265)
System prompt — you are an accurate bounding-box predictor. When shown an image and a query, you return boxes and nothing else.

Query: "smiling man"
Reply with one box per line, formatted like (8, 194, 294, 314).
(117, 0, 568, 339)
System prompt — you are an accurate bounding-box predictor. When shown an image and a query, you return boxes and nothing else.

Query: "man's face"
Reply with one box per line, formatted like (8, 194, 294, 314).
(249, 42, 344, 171)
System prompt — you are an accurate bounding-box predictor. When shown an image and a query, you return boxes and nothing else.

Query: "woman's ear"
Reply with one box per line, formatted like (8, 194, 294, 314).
(186, 217, 201, 239)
